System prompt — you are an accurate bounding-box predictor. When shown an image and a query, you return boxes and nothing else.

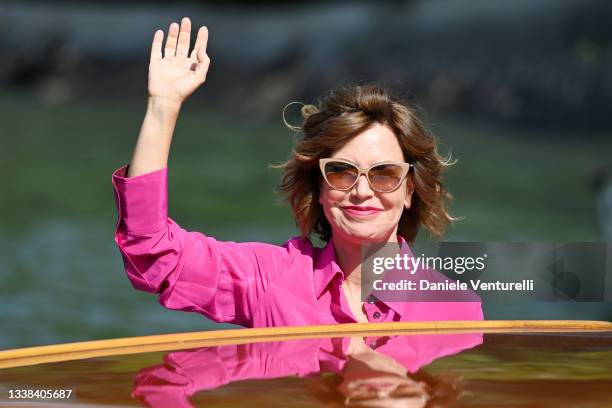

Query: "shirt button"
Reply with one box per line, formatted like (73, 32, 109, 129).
(373, 311, 381, 319)
(367, 295, 377, 304)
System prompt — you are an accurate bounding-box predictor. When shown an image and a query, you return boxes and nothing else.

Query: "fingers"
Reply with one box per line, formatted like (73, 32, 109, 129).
(164, 22, 179, 58)
(190, 26, 209, 59)
(160, 18, 205, 60)
(175, 17, 191, 58)
(150, 30, 163, 64)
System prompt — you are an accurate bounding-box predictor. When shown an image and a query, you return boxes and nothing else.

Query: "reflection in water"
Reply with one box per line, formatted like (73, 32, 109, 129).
(132, 332, 483, 407)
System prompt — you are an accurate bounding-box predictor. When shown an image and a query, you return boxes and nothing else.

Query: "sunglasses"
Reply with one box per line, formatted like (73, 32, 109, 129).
(319, 158, 413, 193)
(343, 377, 430, 404)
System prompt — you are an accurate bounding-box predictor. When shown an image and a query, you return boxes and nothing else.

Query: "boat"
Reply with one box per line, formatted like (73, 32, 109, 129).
(1, 320, 611, 407)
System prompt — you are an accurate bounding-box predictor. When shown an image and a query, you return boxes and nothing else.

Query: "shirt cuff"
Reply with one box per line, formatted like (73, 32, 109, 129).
(112, 164, 169, 235)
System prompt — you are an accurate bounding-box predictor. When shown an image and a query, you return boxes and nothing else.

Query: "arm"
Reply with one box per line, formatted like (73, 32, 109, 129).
(128, 97, 180, 177)
(113, 18, 287, 326)
(128, 17, 210, 177)
(112, 163, 290, 325)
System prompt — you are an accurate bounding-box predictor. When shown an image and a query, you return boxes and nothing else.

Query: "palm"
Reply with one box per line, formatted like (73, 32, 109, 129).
(148, 18, 210, 104)
(149, 57, 200, 101)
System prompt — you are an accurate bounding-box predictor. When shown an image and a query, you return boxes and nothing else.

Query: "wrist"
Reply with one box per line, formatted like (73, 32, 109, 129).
(147, 96, 182, 115)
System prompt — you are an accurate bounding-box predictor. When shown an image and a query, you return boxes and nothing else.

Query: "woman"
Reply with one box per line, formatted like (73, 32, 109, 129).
(112, 17, 482, 327)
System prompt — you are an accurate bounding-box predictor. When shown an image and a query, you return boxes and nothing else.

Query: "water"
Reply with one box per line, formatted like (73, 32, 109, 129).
(1, 89, 610, 351)
(0, 218, 299, 349)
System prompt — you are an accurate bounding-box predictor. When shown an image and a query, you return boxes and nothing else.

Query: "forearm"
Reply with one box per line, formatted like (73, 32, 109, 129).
(127, 96, 182, 177)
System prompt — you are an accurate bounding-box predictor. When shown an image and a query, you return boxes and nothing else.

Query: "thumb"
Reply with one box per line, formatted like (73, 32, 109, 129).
(197, 46, 208, 63)
(194, 48, 210, 79)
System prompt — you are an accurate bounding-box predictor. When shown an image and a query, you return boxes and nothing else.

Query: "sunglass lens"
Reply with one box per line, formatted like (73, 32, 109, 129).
(369, 164, 404, 192)
(324, 161, 358, 189)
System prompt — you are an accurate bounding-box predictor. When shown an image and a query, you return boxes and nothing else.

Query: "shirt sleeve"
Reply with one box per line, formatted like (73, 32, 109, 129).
(111, 164, 295, 327)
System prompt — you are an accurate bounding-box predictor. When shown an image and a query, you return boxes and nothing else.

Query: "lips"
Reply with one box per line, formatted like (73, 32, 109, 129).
(341, 206, 382, 216)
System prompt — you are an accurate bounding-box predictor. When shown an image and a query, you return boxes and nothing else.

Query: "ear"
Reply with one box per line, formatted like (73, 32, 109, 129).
(404, 175, 415, 209)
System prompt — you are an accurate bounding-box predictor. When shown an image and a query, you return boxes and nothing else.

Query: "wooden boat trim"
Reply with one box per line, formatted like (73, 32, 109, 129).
(1, 320, 610, 369)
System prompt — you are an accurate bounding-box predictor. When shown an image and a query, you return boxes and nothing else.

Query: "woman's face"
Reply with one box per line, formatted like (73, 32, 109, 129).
(338, 344, 430, 407)
(319, 123, 414, 244)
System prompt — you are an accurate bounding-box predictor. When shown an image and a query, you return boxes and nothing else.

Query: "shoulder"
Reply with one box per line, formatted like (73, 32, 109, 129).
(282, 235, 315, 255)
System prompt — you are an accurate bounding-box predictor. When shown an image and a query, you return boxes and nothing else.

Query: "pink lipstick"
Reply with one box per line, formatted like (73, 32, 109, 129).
(341, 206, 382, 216)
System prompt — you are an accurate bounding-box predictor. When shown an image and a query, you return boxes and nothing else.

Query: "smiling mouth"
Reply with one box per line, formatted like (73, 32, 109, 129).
(341, 206, 382, 216)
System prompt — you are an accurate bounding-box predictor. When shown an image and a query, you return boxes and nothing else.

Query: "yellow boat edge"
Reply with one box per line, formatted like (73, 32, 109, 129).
(0, 320, 611, 369)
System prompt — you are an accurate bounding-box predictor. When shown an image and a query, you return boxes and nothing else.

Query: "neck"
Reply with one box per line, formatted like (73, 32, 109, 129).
(333, 231, 399, 290)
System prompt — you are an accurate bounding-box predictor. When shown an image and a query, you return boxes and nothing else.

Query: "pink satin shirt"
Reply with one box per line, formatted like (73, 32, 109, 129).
(112, 165, 483, 328)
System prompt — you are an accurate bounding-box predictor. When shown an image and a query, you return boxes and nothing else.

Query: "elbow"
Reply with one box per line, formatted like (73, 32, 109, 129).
(114, 224, 183, 294)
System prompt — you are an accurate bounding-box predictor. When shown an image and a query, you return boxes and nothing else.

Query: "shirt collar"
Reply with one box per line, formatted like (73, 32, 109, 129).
(313, 234, 344, 299)
(313, 234, 411, 318)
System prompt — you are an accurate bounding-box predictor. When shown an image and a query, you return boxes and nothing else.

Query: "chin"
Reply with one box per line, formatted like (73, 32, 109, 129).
(340, 226, 391, 244)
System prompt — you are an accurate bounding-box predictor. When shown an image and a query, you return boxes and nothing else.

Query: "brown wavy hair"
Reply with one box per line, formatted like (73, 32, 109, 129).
(272, 83, 458, 243)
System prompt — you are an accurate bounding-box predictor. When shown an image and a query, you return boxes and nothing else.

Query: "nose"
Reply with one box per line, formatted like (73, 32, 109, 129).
(353, 173, 374, 198)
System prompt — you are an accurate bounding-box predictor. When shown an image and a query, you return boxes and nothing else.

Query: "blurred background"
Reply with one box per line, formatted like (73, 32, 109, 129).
(1, 0, 611, 349)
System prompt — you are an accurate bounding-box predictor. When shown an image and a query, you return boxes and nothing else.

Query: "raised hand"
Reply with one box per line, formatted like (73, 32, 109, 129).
(148, 17, 210, 106)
